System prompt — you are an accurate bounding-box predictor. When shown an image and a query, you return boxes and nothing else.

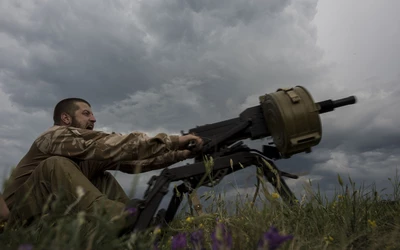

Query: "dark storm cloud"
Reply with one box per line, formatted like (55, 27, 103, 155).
(0, 1, 164, 109)
(0, 0, 325, 120)
(0, 91, 52, 181)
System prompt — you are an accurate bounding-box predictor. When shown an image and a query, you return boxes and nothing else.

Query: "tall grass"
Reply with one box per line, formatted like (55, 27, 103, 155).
(1, 169, 400, 250)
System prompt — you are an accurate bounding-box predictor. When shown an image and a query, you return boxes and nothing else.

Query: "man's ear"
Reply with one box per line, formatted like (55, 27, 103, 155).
(60, 112, 72, 125)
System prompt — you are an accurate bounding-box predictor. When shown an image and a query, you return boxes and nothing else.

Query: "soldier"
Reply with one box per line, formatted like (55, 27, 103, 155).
(1, 98, 203, 235)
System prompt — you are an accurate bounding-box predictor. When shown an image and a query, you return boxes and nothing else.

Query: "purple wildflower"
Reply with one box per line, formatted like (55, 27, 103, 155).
(257, 226, 293, 250)
(211, 222, 233, 250)
(191, 229, 205, 250)
(171, 232, 187, 250)
(18, 244, 33, 250)
(126, 207, 137, 215)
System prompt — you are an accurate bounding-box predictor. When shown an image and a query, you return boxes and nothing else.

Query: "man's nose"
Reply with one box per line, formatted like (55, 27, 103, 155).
(90, 115, 96, 123)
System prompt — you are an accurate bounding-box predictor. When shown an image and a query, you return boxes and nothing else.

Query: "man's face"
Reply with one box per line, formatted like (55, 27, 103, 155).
(70, 102, 96, 130)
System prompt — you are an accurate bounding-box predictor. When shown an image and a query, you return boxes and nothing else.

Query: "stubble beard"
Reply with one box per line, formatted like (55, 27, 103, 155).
(70, 116, 85, 129)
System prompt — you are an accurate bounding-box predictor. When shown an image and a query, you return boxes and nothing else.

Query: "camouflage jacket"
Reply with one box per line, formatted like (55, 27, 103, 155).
(3, 126, 187, 209)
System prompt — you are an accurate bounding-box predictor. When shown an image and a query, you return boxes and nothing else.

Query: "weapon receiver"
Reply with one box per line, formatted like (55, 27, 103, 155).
(123, 86, 356, 235)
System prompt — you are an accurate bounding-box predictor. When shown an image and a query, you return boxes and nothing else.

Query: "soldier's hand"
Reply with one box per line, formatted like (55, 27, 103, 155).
(178, 134, 203, 152)
(181, 149, 194, 159)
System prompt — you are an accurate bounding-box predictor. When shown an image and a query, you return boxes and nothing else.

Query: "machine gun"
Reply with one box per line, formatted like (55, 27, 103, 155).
(122, 86, 357, 235)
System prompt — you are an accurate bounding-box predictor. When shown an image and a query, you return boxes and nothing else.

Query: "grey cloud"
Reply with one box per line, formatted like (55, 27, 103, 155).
(316, 79, 400, 152)
(286, 78, 400, 199)
(0, 1, 162, 109)
(139, 0, 291, 40)
(96, 77, 227, 132)
(0, 112, 52, 181)
(309, 147, 400, 182)
(0, 0, 324, 119)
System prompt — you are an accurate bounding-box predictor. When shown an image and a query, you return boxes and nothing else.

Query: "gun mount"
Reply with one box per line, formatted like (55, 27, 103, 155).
(123, 86, 357, 235)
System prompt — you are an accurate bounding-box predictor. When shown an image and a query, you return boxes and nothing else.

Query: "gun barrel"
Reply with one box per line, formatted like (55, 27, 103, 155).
(317, 96, 357, 114)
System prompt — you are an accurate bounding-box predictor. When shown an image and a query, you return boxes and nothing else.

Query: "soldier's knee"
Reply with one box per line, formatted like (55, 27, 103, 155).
(46, 156, 74, 164)
(37, 156, 77, 173)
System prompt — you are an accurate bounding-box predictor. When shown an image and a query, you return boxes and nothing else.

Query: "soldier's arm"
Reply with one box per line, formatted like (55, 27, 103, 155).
(78, 150, 189, 177)
(106, 150, 189, 174)
(35, 126, 181, 162)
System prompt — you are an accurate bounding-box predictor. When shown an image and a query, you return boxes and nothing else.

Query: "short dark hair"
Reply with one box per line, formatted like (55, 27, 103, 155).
(53, 98, 91, 125)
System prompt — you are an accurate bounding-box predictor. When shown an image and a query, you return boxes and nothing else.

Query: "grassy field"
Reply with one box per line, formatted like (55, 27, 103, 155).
(1, 170, 400, 250)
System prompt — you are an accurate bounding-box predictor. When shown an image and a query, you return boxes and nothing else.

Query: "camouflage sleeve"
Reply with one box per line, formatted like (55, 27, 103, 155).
(35, 126, 181, 162)
(105, 150, 188, 174)
(103, 151, 186, 174)
(77, 151, 187, 177)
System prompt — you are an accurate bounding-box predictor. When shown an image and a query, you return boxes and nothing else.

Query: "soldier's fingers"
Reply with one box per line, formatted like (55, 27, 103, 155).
(197, 138, 203, 148)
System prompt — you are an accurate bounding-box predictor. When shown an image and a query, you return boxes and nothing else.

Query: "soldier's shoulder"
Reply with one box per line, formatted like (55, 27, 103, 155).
(36, 126, 67, 138)
(33, 126, 68, 148)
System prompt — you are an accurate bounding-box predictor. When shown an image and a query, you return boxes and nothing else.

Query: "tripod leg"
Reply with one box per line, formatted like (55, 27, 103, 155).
(257, 157, 297, 205)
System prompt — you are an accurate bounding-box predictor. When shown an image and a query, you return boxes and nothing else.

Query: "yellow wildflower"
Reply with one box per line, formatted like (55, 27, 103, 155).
(368, 219, 377, 229)
(0, 222, 6, 232)
(186, 217, 194, 223)
(324, 236, 334, 244)
(154, 227, 161, 235)
(271, 193, 280, 199)
(199, 223, 204, 228)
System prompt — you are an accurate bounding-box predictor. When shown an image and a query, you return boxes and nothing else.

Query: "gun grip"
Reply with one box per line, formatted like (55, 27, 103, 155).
(187, 140, 197, 150)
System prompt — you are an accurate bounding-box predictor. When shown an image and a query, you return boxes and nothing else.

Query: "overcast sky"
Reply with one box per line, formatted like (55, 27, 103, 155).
(1, 0, 399, 208)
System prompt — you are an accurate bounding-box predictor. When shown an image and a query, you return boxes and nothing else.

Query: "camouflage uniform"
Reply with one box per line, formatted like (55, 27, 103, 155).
(2, 125, 187, 228)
